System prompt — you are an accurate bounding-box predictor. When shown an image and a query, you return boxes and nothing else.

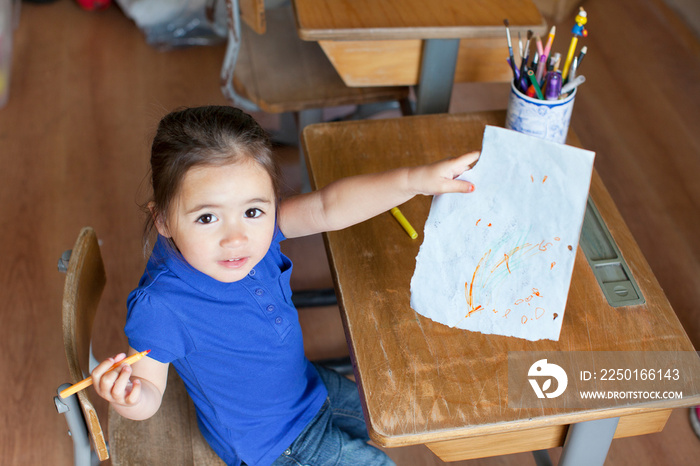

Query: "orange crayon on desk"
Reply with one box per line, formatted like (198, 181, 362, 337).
(59, 349, 151, 398)
(390, 207, 418, 239)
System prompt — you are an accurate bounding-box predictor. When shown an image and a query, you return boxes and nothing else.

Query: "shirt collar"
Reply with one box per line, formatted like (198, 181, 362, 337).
(150, 235, 247, 298)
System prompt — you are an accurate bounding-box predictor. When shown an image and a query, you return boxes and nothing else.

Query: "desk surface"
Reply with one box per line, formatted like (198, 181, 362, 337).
(292, 0, 545, 41)
(301, 111, 700, 456)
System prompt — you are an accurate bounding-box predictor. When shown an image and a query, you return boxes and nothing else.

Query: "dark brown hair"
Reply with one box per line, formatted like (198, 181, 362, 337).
(143, 106, 281, 250)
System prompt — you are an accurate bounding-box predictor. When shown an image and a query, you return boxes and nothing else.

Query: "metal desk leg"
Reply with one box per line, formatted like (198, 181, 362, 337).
(55, 383, 101, 466)
(414, 38, 460, 115)
(296, 108, 324, 193)
(559, 417, 619, 466)
(533, 449, 553, 466)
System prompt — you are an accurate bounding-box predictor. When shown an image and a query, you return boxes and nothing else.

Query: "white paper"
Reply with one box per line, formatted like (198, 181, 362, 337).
(410, 126, 595, 341)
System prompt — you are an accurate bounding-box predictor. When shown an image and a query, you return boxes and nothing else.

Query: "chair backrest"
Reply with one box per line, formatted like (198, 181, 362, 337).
(220, 0, 409, 113)
(61, 227, 109, 461)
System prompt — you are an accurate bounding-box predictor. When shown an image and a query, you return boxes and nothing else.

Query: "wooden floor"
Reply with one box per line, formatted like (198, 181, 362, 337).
(1, 0, 697, 464)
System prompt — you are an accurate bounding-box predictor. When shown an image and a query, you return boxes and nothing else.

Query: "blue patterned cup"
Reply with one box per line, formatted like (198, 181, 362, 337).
(505, 81, 576, 144)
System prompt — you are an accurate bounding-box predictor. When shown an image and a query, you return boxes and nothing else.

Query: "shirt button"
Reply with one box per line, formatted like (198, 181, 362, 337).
(267, 305, 275, 312)
(248, 269, 256, 277)
(275, 317, 283, 325)
(255, 288, 264, 296)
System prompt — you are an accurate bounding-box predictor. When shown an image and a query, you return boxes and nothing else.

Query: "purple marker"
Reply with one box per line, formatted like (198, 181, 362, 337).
(507, 58, 520, 83)
(544, 71, 562, 100)
(519, 66, 531, 94)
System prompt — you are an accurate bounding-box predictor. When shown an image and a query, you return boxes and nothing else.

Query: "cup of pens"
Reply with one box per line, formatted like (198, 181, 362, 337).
(503, 8, 588, 144)
(505, 81, 577, 144)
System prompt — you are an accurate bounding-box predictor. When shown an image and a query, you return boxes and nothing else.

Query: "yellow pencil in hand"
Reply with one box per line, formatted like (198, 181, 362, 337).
(59, 349, 151, 398)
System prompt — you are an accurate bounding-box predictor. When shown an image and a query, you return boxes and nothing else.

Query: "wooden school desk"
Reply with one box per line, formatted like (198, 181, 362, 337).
(301, 111, 700, 463)
(291, 0, 546, 114)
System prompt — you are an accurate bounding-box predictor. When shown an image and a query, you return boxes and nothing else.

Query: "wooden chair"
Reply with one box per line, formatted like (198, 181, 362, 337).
(55, 227, 109, 465)
(221, 0, 409, 115)
(55, 227, 223, 465)
(220, 0, 411, 189)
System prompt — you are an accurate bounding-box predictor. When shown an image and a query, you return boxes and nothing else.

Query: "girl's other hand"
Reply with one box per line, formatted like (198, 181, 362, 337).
(91, 353, 142, 407)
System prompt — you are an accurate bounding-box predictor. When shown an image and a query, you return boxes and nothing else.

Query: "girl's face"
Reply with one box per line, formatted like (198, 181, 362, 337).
(156, 159, 276, 283)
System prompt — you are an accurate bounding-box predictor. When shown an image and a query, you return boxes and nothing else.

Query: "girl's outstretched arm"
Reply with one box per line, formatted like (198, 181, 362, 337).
(279, 151, 479, 238)
(91, 347, 169, 421)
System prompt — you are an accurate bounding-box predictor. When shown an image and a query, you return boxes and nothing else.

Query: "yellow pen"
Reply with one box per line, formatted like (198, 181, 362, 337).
(59, 349, 151, 398)
(390, 207, 418, 239)
(562, 7, 588, 81)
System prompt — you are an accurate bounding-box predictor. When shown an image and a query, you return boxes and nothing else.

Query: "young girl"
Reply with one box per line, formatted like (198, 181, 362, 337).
(92, 106, 479, 466)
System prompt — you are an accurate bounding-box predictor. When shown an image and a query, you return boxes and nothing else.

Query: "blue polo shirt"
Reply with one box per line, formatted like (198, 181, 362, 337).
(125, 231, 328, 466)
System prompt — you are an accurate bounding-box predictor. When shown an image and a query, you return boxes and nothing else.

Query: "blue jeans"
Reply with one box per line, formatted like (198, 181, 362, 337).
(271, 364, 395, 466)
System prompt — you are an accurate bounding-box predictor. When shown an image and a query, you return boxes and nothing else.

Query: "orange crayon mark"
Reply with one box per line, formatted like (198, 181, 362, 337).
(492, 245, 527, 275)
(476, 219, 481, 226)
(542, 175, 548, 183)
(550, 262, 556, 269)
(538, 240, 553, 252)
(531, 175, 534, 182)
(463, 251, 489, 321)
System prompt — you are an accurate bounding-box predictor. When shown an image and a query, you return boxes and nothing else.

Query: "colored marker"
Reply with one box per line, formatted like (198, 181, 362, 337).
(544, 71, 563, 100)
(569, 56, 579, 81)
(519, 64, 530, 93)
(390, 207, 418, 239)
(518, 31, 523, 63)
(59, 349, 151, 398)
(530, 51, 539, 74)
(537, 26, 556, 82)
(506, 58, 520, 81)
(577, 45, 588, 67)
(551, 53, 561, 72)
(522, 30, 533, 68)
(518, 31, 533, 92)
(527, 70, 544, 100)
(561, 75, 586, 95)
(562, 7, 588, 81)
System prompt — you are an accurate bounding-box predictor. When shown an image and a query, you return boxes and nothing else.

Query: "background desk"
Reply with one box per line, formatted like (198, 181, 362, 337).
(301, 111, 700, 462)
(292, 0, 545, 113)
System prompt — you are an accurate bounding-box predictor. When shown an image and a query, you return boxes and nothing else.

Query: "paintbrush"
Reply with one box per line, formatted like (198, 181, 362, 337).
(503, 19, 518, 81)
(517, 29, 534, 91)
(521, 30, 533, 68)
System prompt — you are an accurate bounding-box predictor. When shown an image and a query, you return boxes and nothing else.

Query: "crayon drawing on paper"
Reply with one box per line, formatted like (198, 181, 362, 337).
(410, 126, 595, 341)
